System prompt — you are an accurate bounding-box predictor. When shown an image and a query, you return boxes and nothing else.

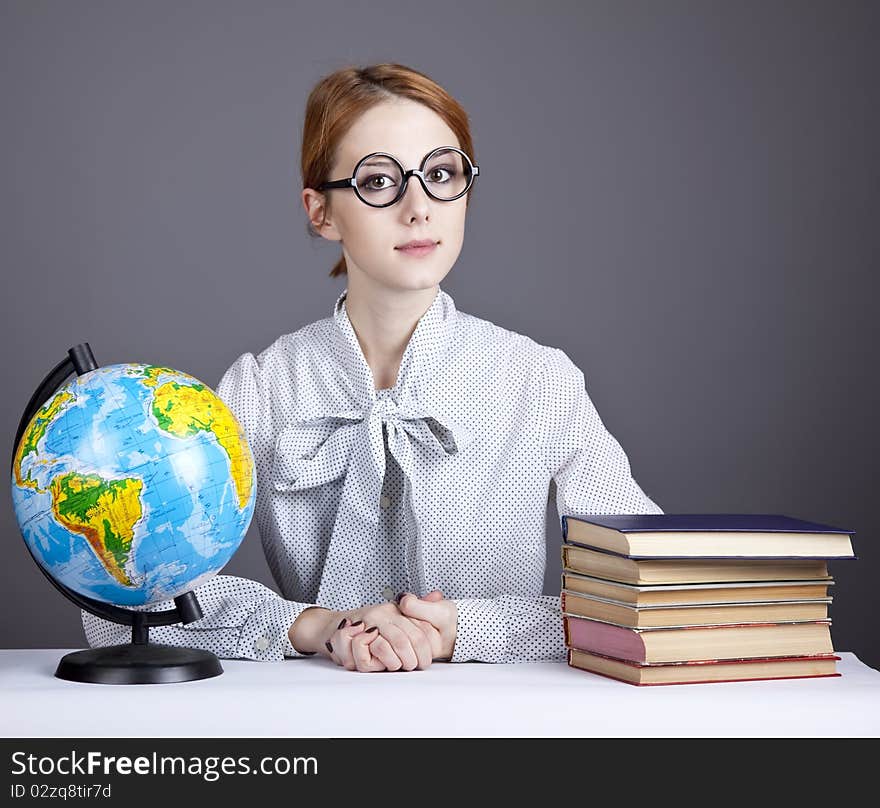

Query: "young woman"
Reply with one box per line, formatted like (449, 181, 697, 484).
(83, 63, 662, 672)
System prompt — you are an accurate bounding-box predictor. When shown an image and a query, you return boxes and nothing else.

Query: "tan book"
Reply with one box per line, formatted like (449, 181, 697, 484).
(561, 589, 831, 628)
(564, 615, 834, 663)
(568, 649, 841, 686)
(561, 571, 834, 606)
(562, 514, 855, 559)
(562, 543, 830, 585)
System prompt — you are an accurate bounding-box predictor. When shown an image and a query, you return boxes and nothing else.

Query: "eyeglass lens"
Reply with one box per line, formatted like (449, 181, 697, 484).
(354, 149, 472, 205)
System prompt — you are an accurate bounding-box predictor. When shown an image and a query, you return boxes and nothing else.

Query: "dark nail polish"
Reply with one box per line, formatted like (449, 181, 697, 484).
(351, 620, 363, 627)
(395, 591, 406, 604)
(325, 641, 333, 654)
(365, 626, 378, 633)
(337, 618, 347, 630)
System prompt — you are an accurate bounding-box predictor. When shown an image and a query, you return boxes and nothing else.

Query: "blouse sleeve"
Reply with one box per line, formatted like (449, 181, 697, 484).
(542, 346, 664, 518)
(450, 595, 567, 663)
(81, 575, 318, 661)
(80, 352, 320, 661)
(449, 346, 663, 664)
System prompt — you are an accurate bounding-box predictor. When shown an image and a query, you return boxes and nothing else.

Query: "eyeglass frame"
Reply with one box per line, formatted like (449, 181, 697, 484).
(318, 146, 480, 208)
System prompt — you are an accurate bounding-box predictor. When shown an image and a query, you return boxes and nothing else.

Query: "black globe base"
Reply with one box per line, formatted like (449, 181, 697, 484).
(55, 643, 224, 684)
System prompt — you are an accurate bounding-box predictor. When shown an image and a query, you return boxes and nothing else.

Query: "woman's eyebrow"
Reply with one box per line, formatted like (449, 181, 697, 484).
(360, 148, 449, 170)
(361, 157, 396, 168)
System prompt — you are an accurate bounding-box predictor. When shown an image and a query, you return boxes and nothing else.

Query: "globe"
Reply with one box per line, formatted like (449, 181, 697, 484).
(11, 362, 256, 610)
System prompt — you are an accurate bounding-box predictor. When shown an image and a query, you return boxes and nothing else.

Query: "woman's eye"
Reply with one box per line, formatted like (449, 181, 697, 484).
(428, 167, 456, 183)
(361, 174, 395, 190)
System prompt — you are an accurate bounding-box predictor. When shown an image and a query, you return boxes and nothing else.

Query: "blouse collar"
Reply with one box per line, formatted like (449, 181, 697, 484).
(329, 285, 460, 407)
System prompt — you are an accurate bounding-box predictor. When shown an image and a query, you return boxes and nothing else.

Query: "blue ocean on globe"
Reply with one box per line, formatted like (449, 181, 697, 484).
(11, 363, 256, 608)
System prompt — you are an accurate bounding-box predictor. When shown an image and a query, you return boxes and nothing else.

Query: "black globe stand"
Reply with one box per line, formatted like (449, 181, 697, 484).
(54, 592, 223, 685)
(12, 343, 224, 684)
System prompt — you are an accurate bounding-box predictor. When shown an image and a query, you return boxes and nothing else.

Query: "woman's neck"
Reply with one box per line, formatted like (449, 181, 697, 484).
(343, 275, 439, 390)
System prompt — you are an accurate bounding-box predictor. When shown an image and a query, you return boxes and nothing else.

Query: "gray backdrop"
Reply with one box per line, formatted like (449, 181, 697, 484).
(3, 1, 877, 670)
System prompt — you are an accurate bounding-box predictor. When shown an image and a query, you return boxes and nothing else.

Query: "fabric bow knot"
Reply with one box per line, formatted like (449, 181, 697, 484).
(272, 395, 473, 609)
(273, 395, 473, 525)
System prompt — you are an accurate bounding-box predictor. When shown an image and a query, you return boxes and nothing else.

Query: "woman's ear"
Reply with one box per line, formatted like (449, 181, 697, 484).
(302, 188, 341, 242)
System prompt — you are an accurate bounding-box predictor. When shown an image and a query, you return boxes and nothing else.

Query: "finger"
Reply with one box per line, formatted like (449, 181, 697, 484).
(334, 618, 367, 671)
(398, 593, 447, 631)
(348, 632, 373, 672)
(394, 590, 443, 605)
(327, 618, 352, 671)
(321, 620, 340, 665)
(354, 629, 400, 672)
(365, 624, 417, 671)
(350, 632, 386, 673)
(392, 615, 434, 669)
(409, 617, 444, 659)
(376, 621, 423, 671)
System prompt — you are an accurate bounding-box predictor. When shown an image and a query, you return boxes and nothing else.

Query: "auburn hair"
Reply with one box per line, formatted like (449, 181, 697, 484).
(300, 63, 477, 278)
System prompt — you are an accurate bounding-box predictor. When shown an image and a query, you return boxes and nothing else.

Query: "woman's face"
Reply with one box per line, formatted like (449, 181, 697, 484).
(304, 98, 469, 293)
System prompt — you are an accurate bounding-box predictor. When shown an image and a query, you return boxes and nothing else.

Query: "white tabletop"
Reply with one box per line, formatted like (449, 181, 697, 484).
(1, 649, 878, 737)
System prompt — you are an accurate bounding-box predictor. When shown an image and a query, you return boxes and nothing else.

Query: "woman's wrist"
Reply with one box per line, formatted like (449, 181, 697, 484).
(289, 606, 339, 655)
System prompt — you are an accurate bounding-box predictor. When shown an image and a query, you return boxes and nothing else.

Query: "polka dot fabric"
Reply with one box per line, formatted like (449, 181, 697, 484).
(82, 286, 662, 663)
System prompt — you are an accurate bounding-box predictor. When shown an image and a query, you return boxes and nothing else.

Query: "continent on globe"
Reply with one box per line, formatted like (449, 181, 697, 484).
(12, 390, 75, 491)
(147, 374, 253, 510)
(50, 472, 144, 587)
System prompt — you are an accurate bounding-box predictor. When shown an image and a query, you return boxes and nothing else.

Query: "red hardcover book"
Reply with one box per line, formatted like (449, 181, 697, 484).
(563, 614, 835, 663)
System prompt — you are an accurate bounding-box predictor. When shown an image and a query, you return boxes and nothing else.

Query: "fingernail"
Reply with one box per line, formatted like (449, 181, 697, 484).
(395, 591, 406, 604)
(351, 620, 363, 627)
(325, 641, 333, 653)
(365, 626, 378, 633)
(337, 618, 347, 630)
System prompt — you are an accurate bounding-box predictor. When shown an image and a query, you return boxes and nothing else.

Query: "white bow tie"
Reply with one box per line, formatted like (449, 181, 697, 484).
(272, 394, 474, 609)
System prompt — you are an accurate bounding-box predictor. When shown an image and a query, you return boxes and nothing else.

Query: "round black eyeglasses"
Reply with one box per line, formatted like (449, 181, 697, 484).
(318, 146, 480, 208)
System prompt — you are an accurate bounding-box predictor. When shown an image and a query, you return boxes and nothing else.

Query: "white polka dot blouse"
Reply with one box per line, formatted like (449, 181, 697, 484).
(82, 285, 663, 663)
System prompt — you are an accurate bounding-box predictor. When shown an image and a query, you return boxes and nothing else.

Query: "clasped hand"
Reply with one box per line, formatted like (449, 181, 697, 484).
(321, 591, 456, 672)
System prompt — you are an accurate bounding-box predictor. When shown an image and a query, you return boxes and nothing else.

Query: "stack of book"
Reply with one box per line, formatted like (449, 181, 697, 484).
(560, 514, 856, 686)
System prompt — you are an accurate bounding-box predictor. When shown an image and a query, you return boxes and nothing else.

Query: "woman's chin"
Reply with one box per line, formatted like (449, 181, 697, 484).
(377, 266, 452, 292)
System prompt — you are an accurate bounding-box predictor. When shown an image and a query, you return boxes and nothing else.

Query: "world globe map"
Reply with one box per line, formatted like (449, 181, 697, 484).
(11, 363, 255, 609)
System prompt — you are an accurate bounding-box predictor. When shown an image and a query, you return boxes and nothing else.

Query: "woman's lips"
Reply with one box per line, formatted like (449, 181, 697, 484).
(395, 241, 438, 258)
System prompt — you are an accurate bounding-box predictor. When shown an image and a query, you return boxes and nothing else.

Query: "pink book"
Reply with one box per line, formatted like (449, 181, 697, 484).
(564, 614, 834, 664)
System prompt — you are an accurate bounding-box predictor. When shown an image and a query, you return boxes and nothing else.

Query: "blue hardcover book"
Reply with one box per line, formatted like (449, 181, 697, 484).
(560, 514, 856, 560)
